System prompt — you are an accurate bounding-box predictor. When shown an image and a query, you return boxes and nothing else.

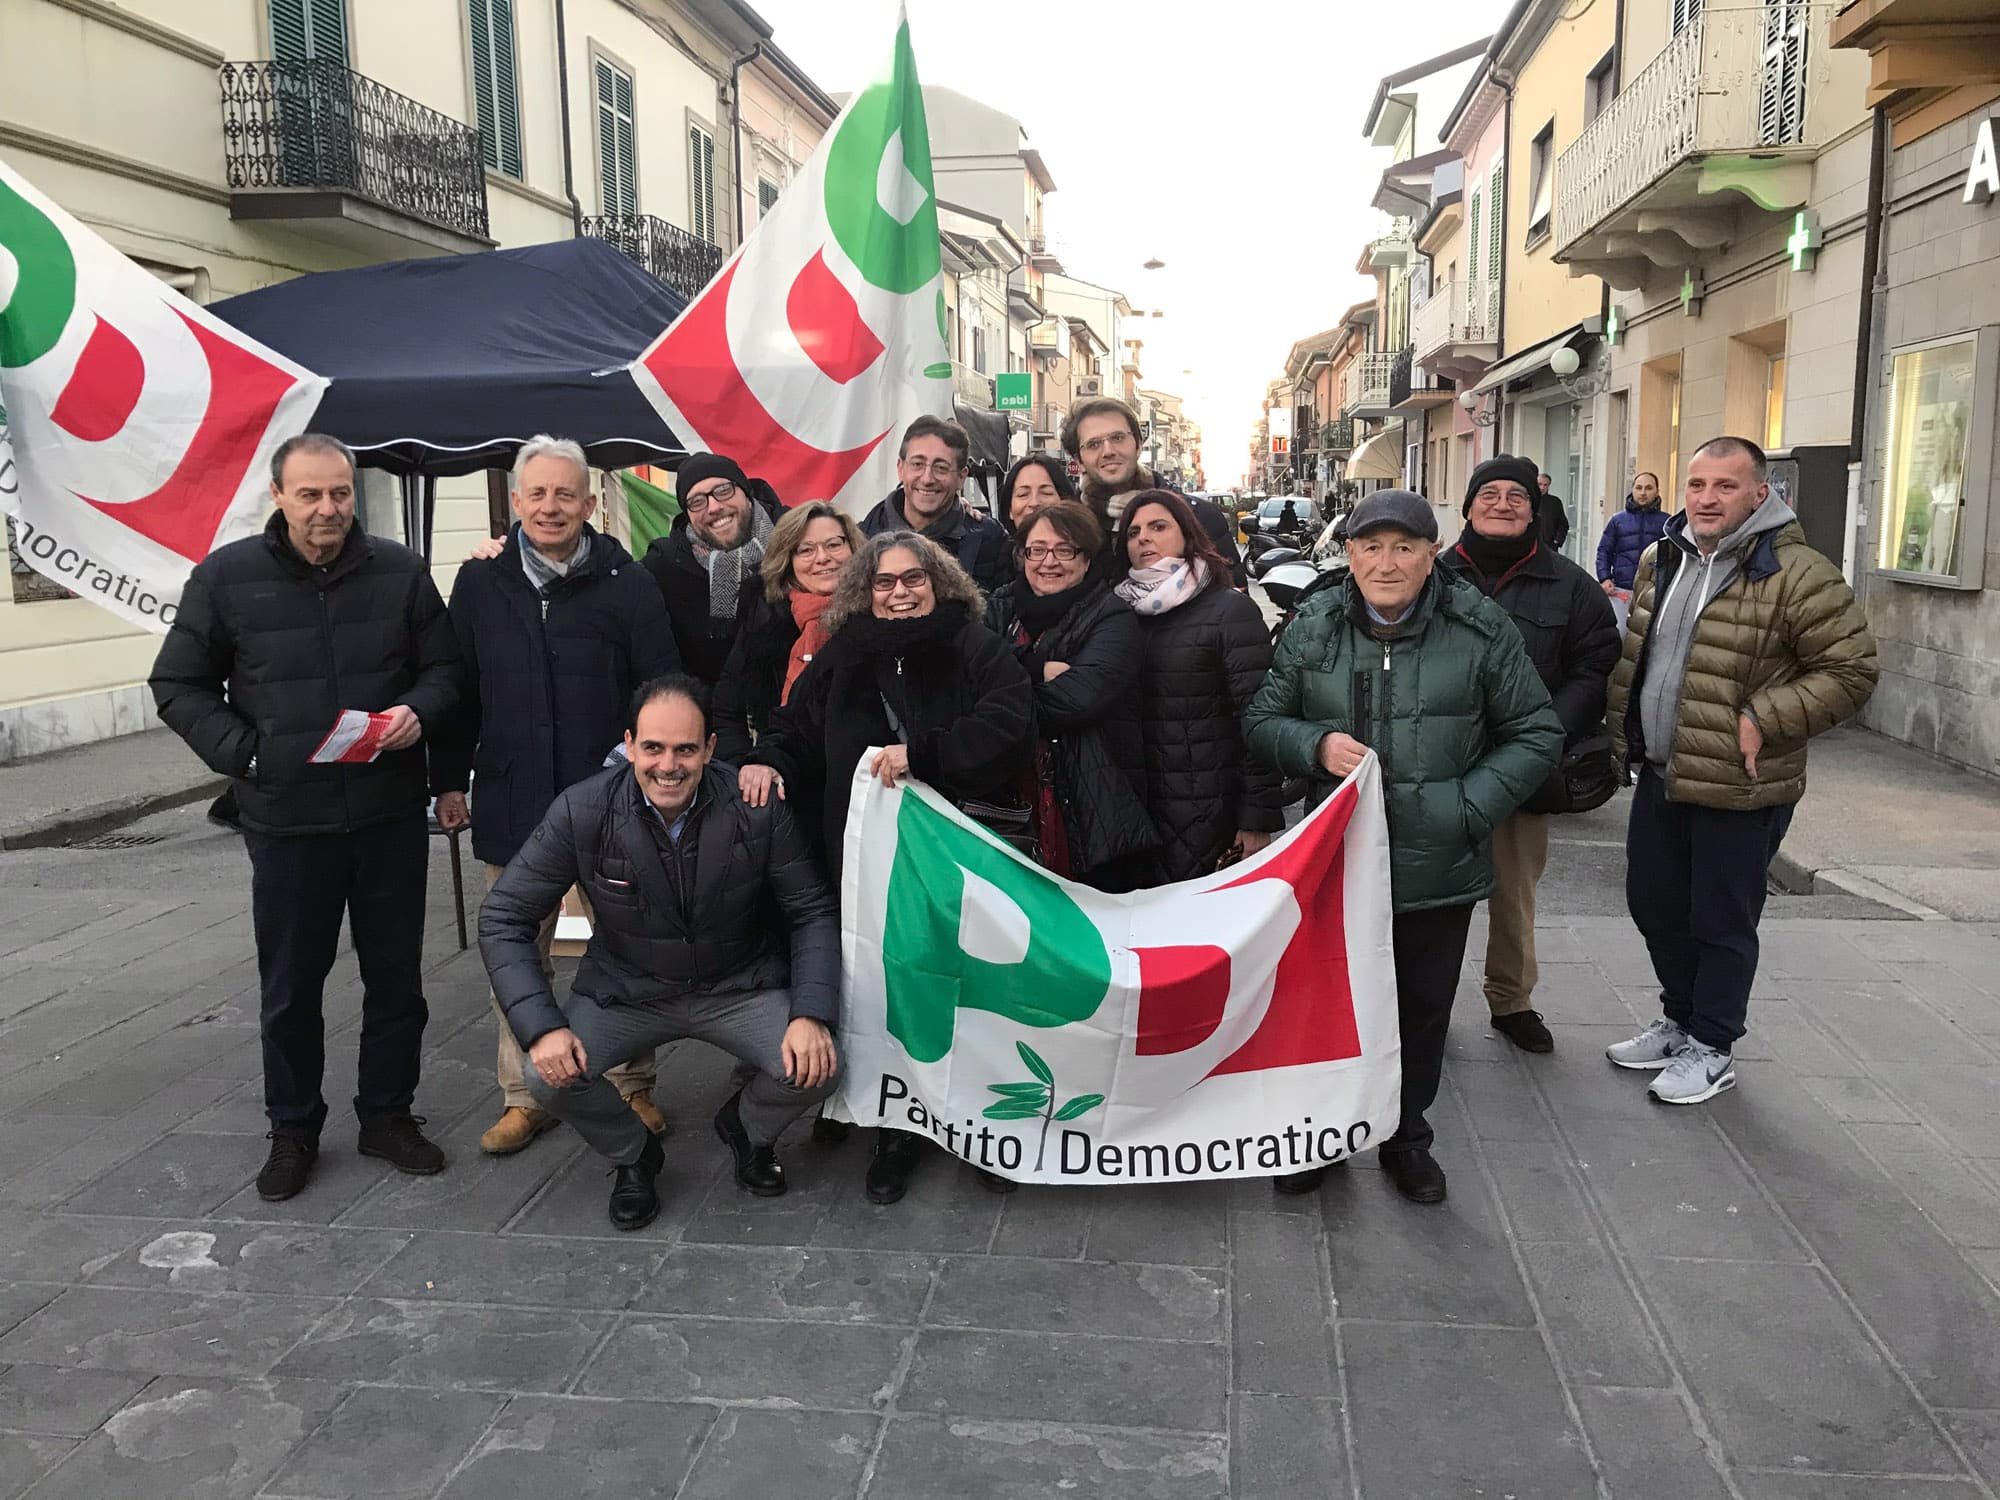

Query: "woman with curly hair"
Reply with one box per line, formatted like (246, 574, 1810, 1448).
(739, 530, 1035, 1204)
(711, 501, 864, 763)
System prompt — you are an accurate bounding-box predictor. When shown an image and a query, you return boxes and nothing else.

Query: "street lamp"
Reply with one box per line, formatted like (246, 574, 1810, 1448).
(1458, 388, 1498, 428)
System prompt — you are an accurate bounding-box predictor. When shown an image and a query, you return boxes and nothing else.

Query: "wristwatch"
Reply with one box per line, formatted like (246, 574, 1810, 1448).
(244, 754, 258, 778)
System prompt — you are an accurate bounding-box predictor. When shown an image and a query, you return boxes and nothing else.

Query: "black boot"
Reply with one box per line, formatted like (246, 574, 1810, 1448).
(356, 1115, 445, 1176)
(1492, 1010, 1555, 1054)
(1381, 1147, 1448, 1204)
(256, 1129, 318, 1202)
(811, 1113, 853, 1145)
(713, 1090, 787, 1197)
(608, 1133, 666, 1231)
(864, 1130, 927, 1205)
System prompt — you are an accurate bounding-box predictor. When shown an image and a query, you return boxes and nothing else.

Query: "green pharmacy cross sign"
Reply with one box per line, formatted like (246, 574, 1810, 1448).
(995, 371, 1031, 411)
(1787, 209, 1823, 273)
(1604, 304, 1622, 346)
(1680, 269, 1706, 318)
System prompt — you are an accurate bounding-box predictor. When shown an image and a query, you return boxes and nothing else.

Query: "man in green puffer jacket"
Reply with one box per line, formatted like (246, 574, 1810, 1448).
(1246, 490, 1563, 1205)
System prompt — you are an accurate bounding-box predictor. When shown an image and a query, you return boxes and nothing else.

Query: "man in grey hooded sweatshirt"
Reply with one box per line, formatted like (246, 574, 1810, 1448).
(1604, 436, 1876, 1106)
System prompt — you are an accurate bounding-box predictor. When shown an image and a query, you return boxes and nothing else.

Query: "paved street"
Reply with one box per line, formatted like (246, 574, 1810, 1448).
(1, 796, 1997, 1498)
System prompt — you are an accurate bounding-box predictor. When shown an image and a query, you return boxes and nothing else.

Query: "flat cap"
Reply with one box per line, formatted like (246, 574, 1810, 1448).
(1345, 488, 1437, 542)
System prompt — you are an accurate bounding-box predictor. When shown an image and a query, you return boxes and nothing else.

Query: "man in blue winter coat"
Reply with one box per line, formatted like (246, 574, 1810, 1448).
(1596, 470, 1670, 594)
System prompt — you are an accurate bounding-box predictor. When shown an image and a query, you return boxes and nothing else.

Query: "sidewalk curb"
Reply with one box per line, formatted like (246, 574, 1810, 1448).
(1770, 849, 1946, 921)
(0, 777, 226, 851)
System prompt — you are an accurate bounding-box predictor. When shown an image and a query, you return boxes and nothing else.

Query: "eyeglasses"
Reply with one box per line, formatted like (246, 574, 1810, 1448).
(684, 481, 738, 514)
(1021, 542, 1083, 563)
(792, 539, 850, 560)
(1080, 430, 1136, 456)
(902, 459, 962, 479)
(1474, 488, 1532, 509)
(871, 568, 933, 593)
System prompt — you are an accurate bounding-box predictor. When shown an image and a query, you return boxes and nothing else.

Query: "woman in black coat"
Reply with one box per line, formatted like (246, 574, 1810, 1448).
(984, 502, 1157, 891)
(741, 530, 1035, 1205)
(1117, 489, 1285, 882)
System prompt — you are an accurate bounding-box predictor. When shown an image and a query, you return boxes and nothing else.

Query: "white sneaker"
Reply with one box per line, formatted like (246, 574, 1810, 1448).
(1605, 1018, 1689, 1071)
(1648, 1039, 1736, 1105)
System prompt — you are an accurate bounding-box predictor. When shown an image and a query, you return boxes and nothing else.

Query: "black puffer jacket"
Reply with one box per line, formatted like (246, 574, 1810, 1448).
(639, 480, 782, 684)
(986, 581, 1158, 880)
(434, 525, 680, 866)
(1133, 582, 1285, 881)
(710, 590, 799, 765)
(481, 763, 838, 1048)
(150, 512, 461, 837)
(1438, 538, 1621, 744)
(859, 490, 1013, 594)
(747, 602, 1035, 878)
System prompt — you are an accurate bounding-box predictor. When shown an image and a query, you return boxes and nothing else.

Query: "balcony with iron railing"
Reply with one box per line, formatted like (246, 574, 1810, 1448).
(1552, 4, 1841, 284)
(1342, 352, 1398, 419)
(1411, 279, 1501, 377)
(1319, 417, 1355, 454)
(1388, 346, 1454, 413)
(220, 58, 491, 252)
(950, 362, 995, 408)
(581, 214, 726, 304)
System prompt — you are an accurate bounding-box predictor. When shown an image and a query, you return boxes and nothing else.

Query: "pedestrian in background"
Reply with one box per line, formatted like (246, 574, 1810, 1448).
(1606, 436, 1876, 1104)
(1597, 470, 1669, 595)
(1120, 489, 1283, 883)
(739, 530, 1034, 1205)
(1245, 489, 1562, 1204)
(151, 434, 462, 1203)
(1065, 397, 1246, 586)
(986, 501, 1159, 891)
(860, 416, 1012, 593)
(434, 434, 679, 1157)
(1535, 472, 1572, 551)
(640, 452, 782, 684)
(710, 500, 863, 764)
(996, 451, 1078, 534)
(483, 676, 839, 1230)
(1439, 455, 1621, 1054)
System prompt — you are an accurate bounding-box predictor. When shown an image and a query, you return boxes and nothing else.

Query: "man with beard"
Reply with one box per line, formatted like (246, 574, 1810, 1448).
(1063, 397, 1245, 584)
(641, 453, 782, 685)
(859, 416, 1011, 593)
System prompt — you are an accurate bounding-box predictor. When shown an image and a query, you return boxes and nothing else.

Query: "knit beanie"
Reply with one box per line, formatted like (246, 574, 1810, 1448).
(674, 452, 750, 497)
(1462, 454, 1541, 516)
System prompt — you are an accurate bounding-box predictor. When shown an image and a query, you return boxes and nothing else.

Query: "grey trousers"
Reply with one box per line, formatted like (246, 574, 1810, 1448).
(523, 987, 838, 1166)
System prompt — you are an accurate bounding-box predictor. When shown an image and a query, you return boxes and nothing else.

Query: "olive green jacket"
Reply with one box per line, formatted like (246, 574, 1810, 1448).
(1245, 572, 1564, 913)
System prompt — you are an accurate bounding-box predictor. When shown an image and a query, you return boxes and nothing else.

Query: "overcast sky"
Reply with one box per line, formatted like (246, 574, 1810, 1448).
(749, 0, 1510, 486)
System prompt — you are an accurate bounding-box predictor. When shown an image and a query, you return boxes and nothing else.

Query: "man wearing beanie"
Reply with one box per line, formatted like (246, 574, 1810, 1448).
(641, 452, 782, 685)
(1440, 455, 1621, 1055)
(1246, 488, 1562, 1204)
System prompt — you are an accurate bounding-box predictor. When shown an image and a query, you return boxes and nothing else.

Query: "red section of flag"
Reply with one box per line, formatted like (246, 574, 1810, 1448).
(1133, 945, 1233, 1055)
(50, 315, 145, 443)
(1206, 781, 1363, 1076)
(79, 312, 300, 563)
(787, 250, 885, 386)
(641, 260, 888, 506)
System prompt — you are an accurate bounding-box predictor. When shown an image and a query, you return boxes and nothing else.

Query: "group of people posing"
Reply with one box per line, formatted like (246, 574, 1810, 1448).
(150, 393, 1878, 1230)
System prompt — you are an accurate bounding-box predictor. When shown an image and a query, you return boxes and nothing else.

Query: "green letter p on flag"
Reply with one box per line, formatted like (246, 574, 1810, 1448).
(0, 157, 326, 631)
(627, 7, 951, 519)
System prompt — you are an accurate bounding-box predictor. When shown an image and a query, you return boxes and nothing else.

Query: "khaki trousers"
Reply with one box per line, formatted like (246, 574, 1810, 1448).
(483, 865, 656, 1108)
(1482, 811, 1551, 1017)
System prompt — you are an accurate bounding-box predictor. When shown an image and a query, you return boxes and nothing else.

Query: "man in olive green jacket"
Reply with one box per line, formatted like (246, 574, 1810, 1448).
(1605, 436, 1876, 1106)
(1246, 490, 1562, 1205)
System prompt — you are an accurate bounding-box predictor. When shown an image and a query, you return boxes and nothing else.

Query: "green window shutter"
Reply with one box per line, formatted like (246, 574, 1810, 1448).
(468, 0, 495, 169)
(307, 0, 346, 62)
(273, 0, 346, 63)
(595, 59, 636, 215)
(758, 177, 779, 215)
(1488, 163, 1505, 274)
(614, 71, 636, 214)
(1467, 190, 1481, 281)
(491, 0, 521, 177)
(690, 123, 714, 242)
(269, 0, 309, 61)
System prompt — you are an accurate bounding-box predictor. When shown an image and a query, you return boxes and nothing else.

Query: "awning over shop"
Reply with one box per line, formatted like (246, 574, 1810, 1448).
(1469, 316, 1602, 396)
(1346, 429, 1403, 481)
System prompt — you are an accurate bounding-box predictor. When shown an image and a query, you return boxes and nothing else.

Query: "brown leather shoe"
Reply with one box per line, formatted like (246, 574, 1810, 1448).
(625, 1090, 669, 1137)
(479, 1106, 557, 1155)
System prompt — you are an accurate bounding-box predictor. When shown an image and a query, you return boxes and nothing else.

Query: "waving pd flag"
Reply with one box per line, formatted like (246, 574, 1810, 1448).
(628, 8, 952, 515)
(831, 754, 1403, 1185)
(0, 158, 327, 632)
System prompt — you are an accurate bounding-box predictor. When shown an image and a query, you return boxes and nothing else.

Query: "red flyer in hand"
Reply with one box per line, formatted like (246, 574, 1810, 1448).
(309, 710, 397, 765)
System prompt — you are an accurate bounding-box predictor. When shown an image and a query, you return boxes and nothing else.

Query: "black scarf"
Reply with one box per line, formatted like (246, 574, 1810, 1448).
(1013, 575, 1098, 638)
(1452, 522, 1538, 585)
(836, 601, 970, 661)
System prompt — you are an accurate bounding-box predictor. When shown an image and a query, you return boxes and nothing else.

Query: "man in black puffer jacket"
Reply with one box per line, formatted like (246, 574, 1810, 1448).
(1439, 455, 1620, 1054)
(150, 434, 462, 1204)
(481, 676, 840, 1231)
(858, 416, 1012, 594)
(433, 435, 682, 1157)
(640, 452, 783, 684)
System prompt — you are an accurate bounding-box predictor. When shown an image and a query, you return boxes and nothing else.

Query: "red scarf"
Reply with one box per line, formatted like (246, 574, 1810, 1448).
(783, 589, 835, 702)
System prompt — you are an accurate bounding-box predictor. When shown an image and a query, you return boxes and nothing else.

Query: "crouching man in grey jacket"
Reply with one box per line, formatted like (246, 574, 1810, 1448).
(479, 674, 839, 1230)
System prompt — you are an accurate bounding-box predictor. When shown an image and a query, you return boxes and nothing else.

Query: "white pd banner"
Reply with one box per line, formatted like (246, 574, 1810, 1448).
(829, 753, 1401, 1184)
(0, 157, 326, 631)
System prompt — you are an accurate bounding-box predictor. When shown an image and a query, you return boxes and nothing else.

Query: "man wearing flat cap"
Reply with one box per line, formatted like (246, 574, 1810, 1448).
(641, 453, 784, 686)
(1246, 488, 1563, 1205)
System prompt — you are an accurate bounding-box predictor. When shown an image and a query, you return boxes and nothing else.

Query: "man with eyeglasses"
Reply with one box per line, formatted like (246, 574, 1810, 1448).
(859, 415, 1011, 593)
(1062, 397, 1245, 585)
(640, 452, 782, 686)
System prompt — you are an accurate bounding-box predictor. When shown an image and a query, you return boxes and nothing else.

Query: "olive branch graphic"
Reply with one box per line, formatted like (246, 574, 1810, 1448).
(984, 1041, 1104, 1172)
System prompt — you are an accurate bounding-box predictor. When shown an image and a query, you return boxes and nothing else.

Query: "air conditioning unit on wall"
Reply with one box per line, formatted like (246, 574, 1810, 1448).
(1079, 377, 1102, 396)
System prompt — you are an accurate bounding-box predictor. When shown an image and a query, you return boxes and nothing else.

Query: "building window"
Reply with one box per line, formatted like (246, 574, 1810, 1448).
(1584, 51, 1615, 125)
(757, 177, 780, 217)
(269, 0, 347, 63)
(1672, 0, 1703, 35)
(972, 325, 987, 374)
(1488, 163, 1505, 275)
(1526, 122, 1555, 245)
(688, 119, 717, 244)
(1876, 330, 1992, 589)
(1467, 189, 1482, 283)
(594, 57, 636, 216)
(1764, 354, 1786, 450)
(467, 0, 522, 178)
